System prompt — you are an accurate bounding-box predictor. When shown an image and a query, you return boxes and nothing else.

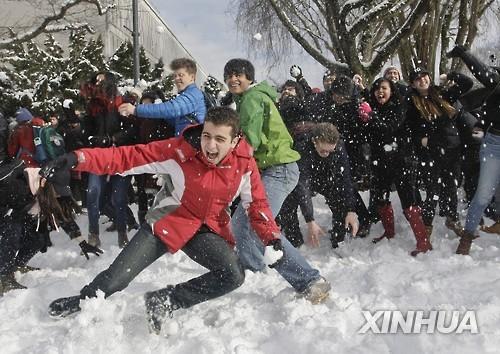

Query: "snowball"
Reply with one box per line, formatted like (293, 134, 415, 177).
(253, 33, 262, 41)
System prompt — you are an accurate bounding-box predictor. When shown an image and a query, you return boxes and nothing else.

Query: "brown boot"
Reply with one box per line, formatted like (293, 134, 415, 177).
(425, 224, 433, 242)
(480, 221, 500, 235)
(404, 206, 433, 256)
(88, 233, 101, 248)
(445, 217, 463, 237)
(456, 231, 477, 255)
(118, 232, 129, 248)
(372, 204, 395, 244)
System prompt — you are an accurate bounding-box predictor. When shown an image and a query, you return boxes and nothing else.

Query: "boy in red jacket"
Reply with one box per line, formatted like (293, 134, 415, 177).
(44, 107, 284, 334)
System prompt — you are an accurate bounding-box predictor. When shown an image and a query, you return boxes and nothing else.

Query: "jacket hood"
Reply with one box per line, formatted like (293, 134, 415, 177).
(249, 81, 278, 102)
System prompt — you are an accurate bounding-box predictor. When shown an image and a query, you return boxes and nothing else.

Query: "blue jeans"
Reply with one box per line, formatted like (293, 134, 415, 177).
(465, 133, 500, 233)
(231, 162, 320, 292)
(87, 174, 131, 235)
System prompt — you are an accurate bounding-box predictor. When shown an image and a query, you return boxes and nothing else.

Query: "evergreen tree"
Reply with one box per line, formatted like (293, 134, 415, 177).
(139, 46, 152, 81)
(109, 41, 133, 79)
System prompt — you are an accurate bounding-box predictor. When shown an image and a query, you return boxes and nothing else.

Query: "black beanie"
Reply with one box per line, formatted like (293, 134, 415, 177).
(329, 75, 354, 97)
(224, 59, 255, 82)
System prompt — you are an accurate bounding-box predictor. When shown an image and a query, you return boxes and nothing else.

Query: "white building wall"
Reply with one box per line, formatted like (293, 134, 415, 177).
(0, 0, 208, 84)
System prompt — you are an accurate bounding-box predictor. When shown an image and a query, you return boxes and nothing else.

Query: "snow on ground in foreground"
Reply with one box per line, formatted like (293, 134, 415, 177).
(1, 192, 500, 354)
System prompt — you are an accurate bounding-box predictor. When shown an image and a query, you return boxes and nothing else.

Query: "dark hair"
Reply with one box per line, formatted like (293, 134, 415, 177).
(90, 71, 118, 100)
(280, 80, 304, 100)
(204, 107, 240, 139)
(369, 77, 401, 106)
(170, 58, 197, 75)
(328, 75, 354, 98)
(311, 123, 340, 145)
(223, 59, 255, 83)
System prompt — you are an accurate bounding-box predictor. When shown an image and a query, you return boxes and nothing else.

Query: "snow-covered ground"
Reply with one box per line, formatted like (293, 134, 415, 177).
(1, 192, 500, 354)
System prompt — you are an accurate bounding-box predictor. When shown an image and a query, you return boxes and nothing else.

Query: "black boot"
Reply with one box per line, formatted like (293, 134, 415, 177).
(144, 286, 179, 334)
(0, 273, 27, 296)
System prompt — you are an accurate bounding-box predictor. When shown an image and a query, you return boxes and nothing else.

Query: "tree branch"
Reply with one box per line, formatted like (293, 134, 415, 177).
(0, 0, 115, 49)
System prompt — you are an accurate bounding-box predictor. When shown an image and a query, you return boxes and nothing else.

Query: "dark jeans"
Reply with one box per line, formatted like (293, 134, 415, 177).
(371, 153, 422, 210)
(81, 225, 245, 309)
(419, 148, 461, 225)
(0, 216, 46, 275)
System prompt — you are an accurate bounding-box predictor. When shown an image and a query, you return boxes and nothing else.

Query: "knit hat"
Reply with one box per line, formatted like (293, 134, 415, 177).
(409, 67, 430, 83)
(329, 75, 354, 97)
(223, 59, 255, 83)
(15, 108, 33, 123)
(383, 66, 401, 81)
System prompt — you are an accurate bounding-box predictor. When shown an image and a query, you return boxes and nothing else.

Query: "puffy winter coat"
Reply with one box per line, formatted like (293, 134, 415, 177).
(405, 72, 473, 159)
(0, 159, 34, 221)
(135, 83, 206, 136)
(73, 125, 280, 252)
(232, 81, 300, 169)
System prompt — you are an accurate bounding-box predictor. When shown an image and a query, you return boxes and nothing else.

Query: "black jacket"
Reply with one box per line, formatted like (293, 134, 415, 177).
(405, 72, 473, 158)
(293, 134, 355, 222)
(0, 159, 34, 221)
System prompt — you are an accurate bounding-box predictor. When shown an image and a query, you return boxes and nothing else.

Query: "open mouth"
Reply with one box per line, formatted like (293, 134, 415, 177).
(206, 152, 218, 161)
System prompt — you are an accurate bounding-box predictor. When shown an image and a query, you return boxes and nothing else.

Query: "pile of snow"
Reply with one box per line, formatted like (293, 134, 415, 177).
(1, 192, 500, 353)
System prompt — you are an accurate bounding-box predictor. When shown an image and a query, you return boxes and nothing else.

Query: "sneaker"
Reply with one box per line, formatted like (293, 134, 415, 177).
(0, 273, 27, 296)
(299, 277, 331, 304)
(15, 265, 41, 274)
(48, 295, 82, 317)
(145, 287, 179, 334)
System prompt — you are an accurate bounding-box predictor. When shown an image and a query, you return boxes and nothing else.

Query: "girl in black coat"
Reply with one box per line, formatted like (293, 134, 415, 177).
(365, 78, 431, 256)
(405, 68, 473, 241)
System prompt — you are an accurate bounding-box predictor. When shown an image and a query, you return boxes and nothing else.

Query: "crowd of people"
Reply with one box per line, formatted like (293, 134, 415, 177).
(1, 46, 499, 334)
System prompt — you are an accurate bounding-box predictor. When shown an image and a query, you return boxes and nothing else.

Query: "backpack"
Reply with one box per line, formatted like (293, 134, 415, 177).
(33, 125, 65, 164)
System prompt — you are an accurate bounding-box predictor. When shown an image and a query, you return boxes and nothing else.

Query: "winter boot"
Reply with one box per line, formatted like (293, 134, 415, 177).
(372, 204, 395, 243)
(456, 231, 477, 255)
(144, 286, 179, 334)
(88, 233, 101, 248)
(404, 206, 433, 256)
(0, 273, 27, 296)
(118, 231, 129, 248)
(425, 224, 433, 242)
(445, 217, 463, 237)
(480, 221, 500, 235)
(48, 295, 83, 317)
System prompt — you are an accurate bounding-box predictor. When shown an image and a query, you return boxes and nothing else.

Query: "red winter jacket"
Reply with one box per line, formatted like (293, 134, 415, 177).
(74, 125, 280, 252)
(7, 117, 45, 167)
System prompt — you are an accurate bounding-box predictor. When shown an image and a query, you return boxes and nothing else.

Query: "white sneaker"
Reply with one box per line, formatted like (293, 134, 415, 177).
(299, 277, 331, 304)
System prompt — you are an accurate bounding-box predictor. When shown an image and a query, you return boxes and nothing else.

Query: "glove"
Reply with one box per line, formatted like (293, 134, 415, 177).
(290, 65, 303, 79)
(79, 240, 103, 260)
(358, 102, 372, 123)
(263, 238, 284, 268)
(39, 152, 78, 182)
(446, 44, 467, 58)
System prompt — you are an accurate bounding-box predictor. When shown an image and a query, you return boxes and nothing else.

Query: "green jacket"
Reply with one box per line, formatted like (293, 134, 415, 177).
(233, 81, 300, 169)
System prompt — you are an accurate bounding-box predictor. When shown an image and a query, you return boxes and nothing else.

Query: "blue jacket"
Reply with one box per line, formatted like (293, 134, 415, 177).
(135, 83, 206, 136)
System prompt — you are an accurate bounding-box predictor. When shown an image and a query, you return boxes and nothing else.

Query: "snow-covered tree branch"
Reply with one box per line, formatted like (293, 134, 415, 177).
(0, 0, 115, 50)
